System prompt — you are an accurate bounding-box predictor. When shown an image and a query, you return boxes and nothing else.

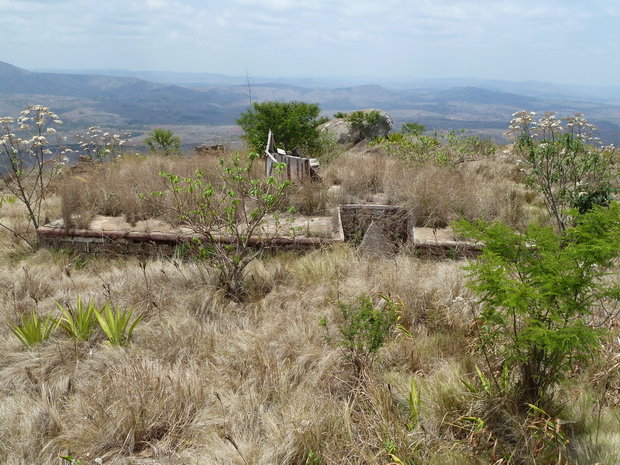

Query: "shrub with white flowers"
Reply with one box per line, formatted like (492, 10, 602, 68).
(70, 126, 131, 161)
(0, 105, 67, 241)
(505, 111, 617, 232)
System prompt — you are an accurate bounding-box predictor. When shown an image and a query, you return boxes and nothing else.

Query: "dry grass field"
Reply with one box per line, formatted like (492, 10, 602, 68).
(1, 140, 620, 465)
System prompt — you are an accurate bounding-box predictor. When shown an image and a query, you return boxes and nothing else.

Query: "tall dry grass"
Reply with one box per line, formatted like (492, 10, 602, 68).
(0, 146, 618, 464)
(324, 144, 539, 230)
(58, 154, 222, 228)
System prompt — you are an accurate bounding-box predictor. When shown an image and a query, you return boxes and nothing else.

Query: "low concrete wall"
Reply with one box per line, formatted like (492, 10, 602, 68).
(36, 205, 481, 259)
(36, 227, 345, 258)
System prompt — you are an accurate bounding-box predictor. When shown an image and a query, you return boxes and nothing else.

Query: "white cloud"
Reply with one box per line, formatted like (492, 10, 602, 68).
(0, 0, 618, 85)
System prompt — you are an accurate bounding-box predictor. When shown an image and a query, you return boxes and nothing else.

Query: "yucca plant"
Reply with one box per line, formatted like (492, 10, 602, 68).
(408, 376, 421, 430)
(57, 296, 97, 341)
(9, 309, 60, 347)
(94, 302, 143, 346)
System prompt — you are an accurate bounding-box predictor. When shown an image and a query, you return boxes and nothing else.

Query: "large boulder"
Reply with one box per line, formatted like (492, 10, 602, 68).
(319, 109, 393, 145)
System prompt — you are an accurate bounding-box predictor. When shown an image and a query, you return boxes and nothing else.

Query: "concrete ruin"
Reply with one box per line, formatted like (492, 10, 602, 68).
(264, 130, 320, 182)
(37, 205, 481, 260)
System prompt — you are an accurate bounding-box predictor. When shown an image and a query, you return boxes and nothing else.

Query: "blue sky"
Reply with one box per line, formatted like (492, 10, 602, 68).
(1, 0, 618, 86)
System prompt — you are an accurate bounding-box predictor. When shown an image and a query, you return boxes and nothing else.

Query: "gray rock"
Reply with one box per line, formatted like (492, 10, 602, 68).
(357, 221, 395, 259)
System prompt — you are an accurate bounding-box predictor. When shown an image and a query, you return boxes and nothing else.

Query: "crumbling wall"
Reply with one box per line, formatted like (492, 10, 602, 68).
(339, 204, 411, 244)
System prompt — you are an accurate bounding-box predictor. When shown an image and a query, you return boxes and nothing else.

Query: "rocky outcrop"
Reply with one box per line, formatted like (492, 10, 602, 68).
(318, 109, 393, 145)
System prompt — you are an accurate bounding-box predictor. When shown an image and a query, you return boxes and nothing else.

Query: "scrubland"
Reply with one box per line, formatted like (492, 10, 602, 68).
(0, 136, 619, 465)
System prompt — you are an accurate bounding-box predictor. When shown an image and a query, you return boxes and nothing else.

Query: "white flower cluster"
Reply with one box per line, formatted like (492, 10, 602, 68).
(18, 105, 63, 131)
(0, 105, 66, 169)
(504, 110, 537, 140)
(505, 110, 601, 145)
(72, 126, 131, 160)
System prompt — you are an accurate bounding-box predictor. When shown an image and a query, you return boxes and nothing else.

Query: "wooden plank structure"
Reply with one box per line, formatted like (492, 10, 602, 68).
(264, 130, 319, 182)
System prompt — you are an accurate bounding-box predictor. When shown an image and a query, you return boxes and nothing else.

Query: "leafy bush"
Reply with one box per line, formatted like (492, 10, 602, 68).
(323, 294, 400, 368)
(506, 111, 617, 232)
(236, 101, 328, 154)
(401, 122, 426, 136)
(455, 204, 620, 408)
(152, 152, 292, 298)
(345, 109, 382, 133)
(144, 128, 180, 156)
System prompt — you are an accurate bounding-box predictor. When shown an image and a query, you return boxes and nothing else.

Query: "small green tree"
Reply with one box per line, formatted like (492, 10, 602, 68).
(401, 122, 426, 136)
(236, 101, 327, 154)
(345, 110, 384, 141)
(505, 111, 617, 232)
(455, 204, 620, 409)
(144, 128, 180, 156)
(152, 152, 291, 298)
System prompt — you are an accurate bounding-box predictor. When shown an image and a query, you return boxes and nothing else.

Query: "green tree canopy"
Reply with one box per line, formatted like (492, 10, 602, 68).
(236, 101, 328, 154)
(144, 128, 180, 156)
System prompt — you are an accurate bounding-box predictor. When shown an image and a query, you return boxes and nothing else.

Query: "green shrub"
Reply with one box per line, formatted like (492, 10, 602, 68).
(401, 122, 426, 136)
(144, 128, 180, 156)
(236, 101, 328, 154)
(455, 203, 620, 409)
(152, 152, 292, 298)
(323, 293, 400, 368)
(345, 109, 382, 133)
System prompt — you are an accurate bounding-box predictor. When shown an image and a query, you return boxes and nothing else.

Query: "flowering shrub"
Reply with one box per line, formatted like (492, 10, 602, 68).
(506, 111, 617, 231)
(144, 128, 180, 156)
(70, 126, 131, 161)
(0, 105, 67, 240)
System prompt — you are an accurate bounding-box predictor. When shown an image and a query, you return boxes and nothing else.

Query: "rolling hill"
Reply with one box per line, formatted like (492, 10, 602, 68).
(3, 61, 620, 145)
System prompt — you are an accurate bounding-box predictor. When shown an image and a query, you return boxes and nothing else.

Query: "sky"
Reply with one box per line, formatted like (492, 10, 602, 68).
(1, 0, 619, 87)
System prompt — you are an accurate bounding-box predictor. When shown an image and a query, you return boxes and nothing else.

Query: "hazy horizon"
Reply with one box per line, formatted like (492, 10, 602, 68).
(1, 0, 618, 88)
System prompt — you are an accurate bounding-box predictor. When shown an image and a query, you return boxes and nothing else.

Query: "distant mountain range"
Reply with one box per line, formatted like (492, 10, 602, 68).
(2, 61, 620, 144)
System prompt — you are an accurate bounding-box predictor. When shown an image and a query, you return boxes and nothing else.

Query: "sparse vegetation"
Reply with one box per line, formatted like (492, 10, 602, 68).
(371, 126, 496, 165)
(0, 106, 619, 464)
(150, 152, 292, 298)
